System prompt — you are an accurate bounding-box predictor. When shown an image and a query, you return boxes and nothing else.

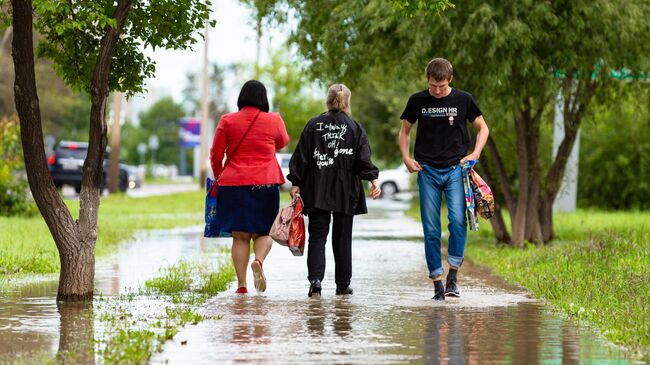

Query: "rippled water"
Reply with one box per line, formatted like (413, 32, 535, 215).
(0, 198, 642, 364)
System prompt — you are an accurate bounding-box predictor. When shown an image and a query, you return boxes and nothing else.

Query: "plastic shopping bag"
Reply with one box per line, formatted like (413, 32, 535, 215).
(288, 194, 305, 256)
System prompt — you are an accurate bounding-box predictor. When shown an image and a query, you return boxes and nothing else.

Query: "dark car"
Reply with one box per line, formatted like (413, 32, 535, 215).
(47, 141, 129, 193)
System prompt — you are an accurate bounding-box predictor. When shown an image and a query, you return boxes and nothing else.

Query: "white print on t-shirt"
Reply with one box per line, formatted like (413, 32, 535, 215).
(313, 122, 354, 169)
(421, 107, 458, 118)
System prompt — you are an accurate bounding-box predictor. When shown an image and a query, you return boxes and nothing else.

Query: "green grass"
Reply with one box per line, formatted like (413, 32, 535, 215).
(0, 191, 205, 276)
(1, 190, 292, 276)
(407, 197, 650, 360)
(96, 257, 235, 364)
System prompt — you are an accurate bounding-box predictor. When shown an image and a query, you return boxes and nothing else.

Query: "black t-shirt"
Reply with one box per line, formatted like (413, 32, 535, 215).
(400, 88, 482, 168)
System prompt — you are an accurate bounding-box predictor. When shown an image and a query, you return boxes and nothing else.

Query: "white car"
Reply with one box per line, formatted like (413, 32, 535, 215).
(276, 152, 293, 190)
(378, 164, 411, 196)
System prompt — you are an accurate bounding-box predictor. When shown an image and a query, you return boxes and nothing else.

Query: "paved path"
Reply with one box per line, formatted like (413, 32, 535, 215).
(151, 199, 631, 364)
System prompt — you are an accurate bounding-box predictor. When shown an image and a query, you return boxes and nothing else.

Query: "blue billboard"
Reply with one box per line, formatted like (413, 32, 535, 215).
(179, 118, 201, 148)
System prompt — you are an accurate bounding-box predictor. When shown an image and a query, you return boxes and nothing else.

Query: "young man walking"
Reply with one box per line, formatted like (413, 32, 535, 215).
(399, 58, 489, 301)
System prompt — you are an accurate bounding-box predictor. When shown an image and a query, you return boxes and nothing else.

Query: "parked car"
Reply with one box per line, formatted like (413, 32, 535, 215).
(377, 164, 411, 197)
(47, 141, 130, 193)
(276, 152, 292, 190)
(125, 165, 144, 189)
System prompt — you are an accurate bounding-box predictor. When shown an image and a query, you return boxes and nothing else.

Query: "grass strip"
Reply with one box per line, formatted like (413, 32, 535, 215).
(0, 190, 291, 277)
(94, 256, 235, 364)
(0, 191, 205, 276)
(407, 197, 650, 360)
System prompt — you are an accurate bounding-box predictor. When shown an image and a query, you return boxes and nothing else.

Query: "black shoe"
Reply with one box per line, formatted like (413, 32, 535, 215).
(432, 280, 445, 301)
(335, 286, 353, 295)
(432, 291, 446, 301)
(445, 280, 460, 297)
(308, 280, 321, 297)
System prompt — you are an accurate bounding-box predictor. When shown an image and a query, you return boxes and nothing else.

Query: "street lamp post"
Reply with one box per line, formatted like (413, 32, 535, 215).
(137, 143, 147, 166)
(148, 135, 159, 167)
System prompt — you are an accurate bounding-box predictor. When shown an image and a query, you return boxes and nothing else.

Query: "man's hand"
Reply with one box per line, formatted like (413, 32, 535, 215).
(369, 179, 381, 200)
(460, 152, 480, 165)
(403, 158, 423, 173)
(290, 186, 300, 199)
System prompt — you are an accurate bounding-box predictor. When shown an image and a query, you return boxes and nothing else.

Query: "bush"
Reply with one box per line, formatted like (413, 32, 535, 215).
(0, 116, 37, 217)
(578, 94, 650, 210)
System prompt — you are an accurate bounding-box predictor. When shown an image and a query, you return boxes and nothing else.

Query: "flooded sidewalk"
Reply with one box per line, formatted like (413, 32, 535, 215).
(0, 198, 641, 364)
(153, 199, 637, 365)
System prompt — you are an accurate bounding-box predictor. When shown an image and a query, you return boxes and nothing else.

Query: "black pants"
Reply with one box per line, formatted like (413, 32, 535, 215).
(307, 209, 354, 288)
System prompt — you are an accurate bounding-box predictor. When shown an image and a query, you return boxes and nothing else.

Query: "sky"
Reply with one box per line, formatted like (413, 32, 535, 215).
(127, 0, 289, 120)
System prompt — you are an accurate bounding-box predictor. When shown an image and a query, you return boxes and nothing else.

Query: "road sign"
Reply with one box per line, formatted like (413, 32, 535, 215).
(178, 118, 201, 148)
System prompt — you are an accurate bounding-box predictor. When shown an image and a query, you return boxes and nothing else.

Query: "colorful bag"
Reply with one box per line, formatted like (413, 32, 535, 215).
(204, 177, 221, 237)
(269, 196, 298, 246)
(462, 161, 480, 231)
(462, 160, 495, 231)
(469, 169, 495, 219)
(288, 194, 305, 256)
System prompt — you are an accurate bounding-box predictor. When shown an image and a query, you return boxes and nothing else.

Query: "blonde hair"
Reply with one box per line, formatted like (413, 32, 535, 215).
(326, 84, 351, 112)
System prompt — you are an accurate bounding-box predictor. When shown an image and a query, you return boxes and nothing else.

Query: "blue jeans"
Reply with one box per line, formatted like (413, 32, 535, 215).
(417, 164, 467, 278)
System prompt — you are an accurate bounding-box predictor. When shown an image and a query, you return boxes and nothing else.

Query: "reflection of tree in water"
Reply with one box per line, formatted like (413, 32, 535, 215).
(57, 302, 95, 364)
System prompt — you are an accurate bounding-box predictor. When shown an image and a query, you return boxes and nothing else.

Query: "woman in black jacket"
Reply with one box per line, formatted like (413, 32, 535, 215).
(288, 84, 381, 297)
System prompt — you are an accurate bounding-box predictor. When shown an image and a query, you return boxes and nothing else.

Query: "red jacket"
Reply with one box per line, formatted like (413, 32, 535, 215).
(210, 106, 290, 186)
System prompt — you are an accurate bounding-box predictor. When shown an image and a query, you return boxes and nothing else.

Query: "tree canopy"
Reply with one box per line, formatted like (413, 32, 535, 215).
(271, 0, 650, 244)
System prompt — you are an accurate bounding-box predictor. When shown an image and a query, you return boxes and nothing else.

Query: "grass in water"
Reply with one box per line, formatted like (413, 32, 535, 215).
(95, 256, 236, 364)
(407, 197, 650, 360)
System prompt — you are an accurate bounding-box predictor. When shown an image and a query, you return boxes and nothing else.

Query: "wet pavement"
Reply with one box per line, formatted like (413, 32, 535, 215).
(0, 198, 643, 364)
(153, 199, 639, 365)
(58, 182, 199, 199)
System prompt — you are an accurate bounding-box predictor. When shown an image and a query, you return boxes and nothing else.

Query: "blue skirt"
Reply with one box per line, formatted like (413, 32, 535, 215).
(215, 185, 280, 235)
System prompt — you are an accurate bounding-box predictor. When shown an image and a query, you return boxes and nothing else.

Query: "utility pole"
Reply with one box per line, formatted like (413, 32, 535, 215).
(108, 92, 123, 193)
(198, 23, 210, 187)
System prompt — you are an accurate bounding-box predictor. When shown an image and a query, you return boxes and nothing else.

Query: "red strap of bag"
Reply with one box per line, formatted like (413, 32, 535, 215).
(210, 110, 261, 196)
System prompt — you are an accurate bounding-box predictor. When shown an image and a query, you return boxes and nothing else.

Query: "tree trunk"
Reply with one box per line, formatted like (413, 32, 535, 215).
(12, 0, 132, 301)
(524, 111, 543, 243)
(539, 198, 554, 242)
(11, 0, 93, 301)
(511, 110, 531, 247)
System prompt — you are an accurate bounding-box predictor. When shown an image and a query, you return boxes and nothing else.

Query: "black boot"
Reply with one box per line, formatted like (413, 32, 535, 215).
(335, 286, 353, 295)
(308, 279, 322, 297)
(445, 268, 460, 297)
(432, 280, 445, 301)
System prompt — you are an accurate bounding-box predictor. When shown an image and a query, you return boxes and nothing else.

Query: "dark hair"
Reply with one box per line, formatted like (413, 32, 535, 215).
(237, 80, 270, 112)
(425, 58, 453, 81)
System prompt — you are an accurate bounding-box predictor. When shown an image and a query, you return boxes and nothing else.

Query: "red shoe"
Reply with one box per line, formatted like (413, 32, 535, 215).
(235, 287, 248, 294)
(251, 258, 267, 292)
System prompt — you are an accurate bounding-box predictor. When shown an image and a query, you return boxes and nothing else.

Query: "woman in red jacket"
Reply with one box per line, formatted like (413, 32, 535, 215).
(210, 80, 290, 294)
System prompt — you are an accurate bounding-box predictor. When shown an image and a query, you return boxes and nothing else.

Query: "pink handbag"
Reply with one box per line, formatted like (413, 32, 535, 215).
(270, 195, 298, 246)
